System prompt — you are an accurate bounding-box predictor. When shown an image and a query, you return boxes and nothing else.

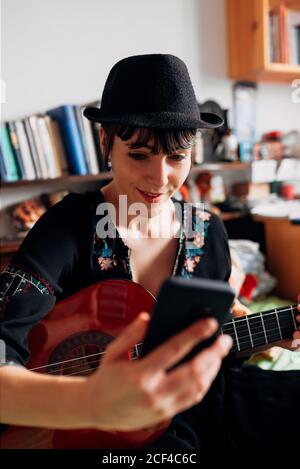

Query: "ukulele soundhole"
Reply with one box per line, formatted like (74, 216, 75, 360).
(46, 331, 114, 376)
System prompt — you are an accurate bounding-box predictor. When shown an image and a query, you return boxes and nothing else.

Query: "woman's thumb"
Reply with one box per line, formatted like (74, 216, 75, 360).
(104, 312, 150, 362)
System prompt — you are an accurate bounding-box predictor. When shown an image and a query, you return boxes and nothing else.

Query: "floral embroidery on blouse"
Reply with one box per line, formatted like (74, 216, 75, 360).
(94, 239, 118, 271)
(180, 207, 211, 278)
(97, 256, 118, 271)
(0, 264, 52, 297)
(195, 209, 211, 222)
(0, 264, 52, 320)
(93, 203, 212, 279)
(93, 217, 130, 276)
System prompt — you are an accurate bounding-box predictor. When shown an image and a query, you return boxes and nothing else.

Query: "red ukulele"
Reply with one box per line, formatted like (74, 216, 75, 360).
(1, 279, 298, 449)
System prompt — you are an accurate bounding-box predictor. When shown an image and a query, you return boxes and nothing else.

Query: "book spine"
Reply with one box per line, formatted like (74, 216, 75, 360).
(47, 105, 88, 175)
(80, 106, 100, 174)
(75, 105, 91, 174)
(0, 123, 20, 181)
(279, 3, 289, 63)
(47, 119, 69, 175)
(0, 144, 7, 181)
(14, 120, 36, 180)
(44, 115, 63, 177)
(37, 116, 60, 178)
(28, 116, 49, 179)
(7, 121, 25, 179)
(90, 121, 106, 172)
(23, 118, 43, 179)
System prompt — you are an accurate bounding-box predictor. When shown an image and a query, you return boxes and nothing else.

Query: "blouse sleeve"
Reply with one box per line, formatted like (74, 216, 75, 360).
(194, 212, 232, 283)
(0, 193, 92, 366)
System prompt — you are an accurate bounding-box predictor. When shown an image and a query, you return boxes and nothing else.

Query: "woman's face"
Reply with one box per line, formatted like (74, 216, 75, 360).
(100, 128, 192, 214)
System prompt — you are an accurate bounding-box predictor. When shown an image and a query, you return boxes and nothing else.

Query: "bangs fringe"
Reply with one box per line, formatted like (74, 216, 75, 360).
(102, 125, 197, 168)
(117, 127, 197, 154)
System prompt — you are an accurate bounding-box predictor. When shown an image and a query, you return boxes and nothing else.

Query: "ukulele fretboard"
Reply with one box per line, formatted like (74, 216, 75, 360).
(222, 304, 298, 353)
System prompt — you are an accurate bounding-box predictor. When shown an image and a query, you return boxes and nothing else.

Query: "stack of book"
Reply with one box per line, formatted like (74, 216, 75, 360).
(269, 3, 300, 65)
(0, 102, 106, 182)
(269, 2, 300, 65)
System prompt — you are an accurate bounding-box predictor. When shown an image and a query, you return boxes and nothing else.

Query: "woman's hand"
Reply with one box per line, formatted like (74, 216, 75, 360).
(231, 297, 300, 351)
(269, 295, 300, 351)
(84, 312, 232, 432)
(231, 298, 252, 317)
(257, 295, 300, 351)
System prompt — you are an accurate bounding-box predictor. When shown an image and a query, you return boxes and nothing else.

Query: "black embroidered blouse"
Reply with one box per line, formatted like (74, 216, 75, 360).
(0, 190, 231, 366)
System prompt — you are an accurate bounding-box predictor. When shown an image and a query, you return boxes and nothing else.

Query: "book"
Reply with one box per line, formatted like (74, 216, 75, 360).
(24, 118, 43, 179)
(0, 123, 20, 181)
(82, 100, 106, 172)
(45, 116, 67, 176)
(78, 104, 100, 175)
(74, 105, 92, 173)
(269, 11, 280, 62)
(7, 121, 26, 179)
(47, 105, 88, 175)
(0, 144, 6, 181)
(288, 10, 300, 64)
(37, 115, 60, 178)
(278, 2, 290, 63)
(28, 115, 49, 179)
(14, 120, 36, 180)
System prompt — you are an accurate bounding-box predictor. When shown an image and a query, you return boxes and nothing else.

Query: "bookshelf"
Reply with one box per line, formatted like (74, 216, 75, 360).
(0, 172, 112, 189)
(227, 0, 300, 82)
(0, 162, 252, 190)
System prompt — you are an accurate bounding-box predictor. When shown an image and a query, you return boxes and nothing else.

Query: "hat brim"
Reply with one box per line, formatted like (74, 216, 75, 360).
(83, 108, 223, 129)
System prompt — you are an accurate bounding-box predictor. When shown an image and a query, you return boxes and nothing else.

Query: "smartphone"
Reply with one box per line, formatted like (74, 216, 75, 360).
(140, 277, 235, 368)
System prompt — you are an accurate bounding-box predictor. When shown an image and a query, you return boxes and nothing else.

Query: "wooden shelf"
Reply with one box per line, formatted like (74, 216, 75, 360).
(1, 163, 252, 189)
(192, 162, 251, 173)
(269, 0, 300, 9)
(256, 63, 300, 81)
(0, 172, 113, 189)
(0, 238, 23, 254)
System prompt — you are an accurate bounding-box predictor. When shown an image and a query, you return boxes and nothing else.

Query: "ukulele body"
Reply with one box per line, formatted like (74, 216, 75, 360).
(0, 280, 168, 449)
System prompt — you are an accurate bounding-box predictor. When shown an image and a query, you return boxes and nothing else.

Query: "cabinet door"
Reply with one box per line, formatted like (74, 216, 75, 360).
(262, 217, 300, 301)
(227, 0, 300, 82)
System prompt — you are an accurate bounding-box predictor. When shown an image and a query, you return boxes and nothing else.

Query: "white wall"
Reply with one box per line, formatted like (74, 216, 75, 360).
(1, 0, 299, 236)
(2, 0, 299, 132)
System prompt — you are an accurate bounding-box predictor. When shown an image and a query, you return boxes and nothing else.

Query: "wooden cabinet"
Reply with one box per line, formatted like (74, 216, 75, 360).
(254, 215, 300, 301)
(227, 0, 300, 82)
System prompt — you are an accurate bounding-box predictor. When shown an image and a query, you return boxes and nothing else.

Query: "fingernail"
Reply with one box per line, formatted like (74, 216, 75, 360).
(220, 335, 233, 350)
(139, 312, 150, 322)
(206, 317, 218, 329)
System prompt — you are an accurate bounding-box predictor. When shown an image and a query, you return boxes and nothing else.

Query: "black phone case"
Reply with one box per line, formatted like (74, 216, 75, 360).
(140, 277, 235, 368)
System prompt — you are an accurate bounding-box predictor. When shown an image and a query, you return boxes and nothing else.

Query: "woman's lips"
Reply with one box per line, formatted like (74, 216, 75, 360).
(137, 188, 166, 203)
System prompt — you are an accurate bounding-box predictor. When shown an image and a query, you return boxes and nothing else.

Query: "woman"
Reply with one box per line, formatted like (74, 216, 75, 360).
(0, 54, 299, 448)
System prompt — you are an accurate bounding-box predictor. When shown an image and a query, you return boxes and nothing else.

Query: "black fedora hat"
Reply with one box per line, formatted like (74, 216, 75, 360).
(84, 54, 223, 129)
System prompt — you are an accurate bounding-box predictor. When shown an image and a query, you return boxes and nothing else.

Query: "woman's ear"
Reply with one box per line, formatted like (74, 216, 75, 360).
(99, 127, 107, 156)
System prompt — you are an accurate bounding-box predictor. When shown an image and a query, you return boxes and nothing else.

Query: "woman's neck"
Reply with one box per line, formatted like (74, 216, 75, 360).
(100, 182, 180, 240)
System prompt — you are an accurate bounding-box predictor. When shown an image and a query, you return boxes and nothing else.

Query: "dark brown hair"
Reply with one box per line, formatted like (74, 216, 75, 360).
(101, 125, 197, 169)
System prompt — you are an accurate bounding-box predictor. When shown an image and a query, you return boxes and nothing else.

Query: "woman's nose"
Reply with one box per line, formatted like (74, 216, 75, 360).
(146, 157, 169, 189)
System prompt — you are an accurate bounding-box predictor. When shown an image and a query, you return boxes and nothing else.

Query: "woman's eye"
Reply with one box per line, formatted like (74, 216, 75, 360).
(128, 153, 148, 160)
(169, 154, 188, 161)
